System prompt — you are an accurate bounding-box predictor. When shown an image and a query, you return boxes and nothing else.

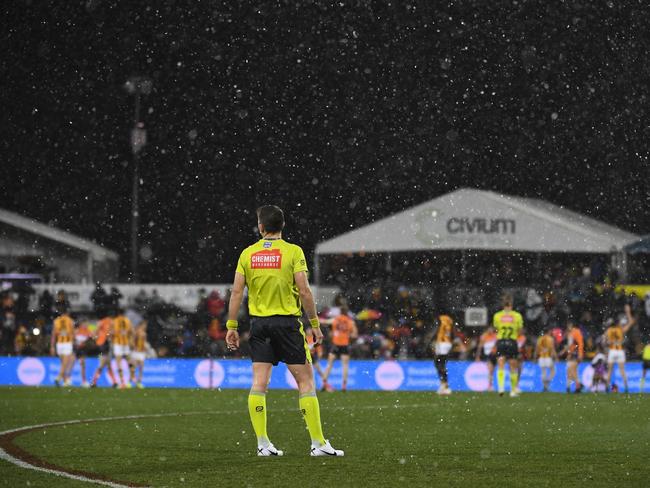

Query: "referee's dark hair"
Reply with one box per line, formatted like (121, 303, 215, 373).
(257, 205, 285, 233)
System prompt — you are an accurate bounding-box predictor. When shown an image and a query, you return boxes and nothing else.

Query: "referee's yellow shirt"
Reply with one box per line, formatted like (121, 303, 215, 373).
(236, 238, 308, 317)
(492, 309, 523, 340)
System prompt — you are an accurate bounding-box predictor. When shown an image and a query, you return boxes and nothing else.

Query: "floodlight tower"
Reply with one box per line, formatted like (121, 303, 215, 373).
(124, 76, 152, 282)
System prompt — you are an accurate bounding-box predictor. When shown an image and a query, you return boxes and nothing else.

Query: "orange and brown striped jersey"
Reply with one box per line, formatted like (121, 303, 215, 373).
(112, 315, 133, 346)
(53, 314, 74, 343)
(436, 315, 453, 343)
(134, 328, 147, 352)
(606, 325, 624, 350)
(537, 334, 555, 358)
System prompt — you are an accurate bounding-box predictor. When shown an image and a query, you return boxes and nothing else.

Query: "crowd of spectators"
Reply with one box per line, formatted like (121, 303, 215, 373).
(1, 262, 649, 361)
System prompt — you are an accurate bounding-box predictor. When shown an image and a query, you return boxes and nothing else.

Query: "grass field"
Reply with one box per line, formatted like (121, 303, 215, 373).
(1, 387, 649, 488)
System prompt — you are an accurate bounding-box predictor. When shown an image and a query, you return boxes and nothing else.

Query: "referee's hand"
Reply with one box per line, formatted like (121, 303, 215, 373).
(312, 327, 324, 345)
(226, 330, 240, 351)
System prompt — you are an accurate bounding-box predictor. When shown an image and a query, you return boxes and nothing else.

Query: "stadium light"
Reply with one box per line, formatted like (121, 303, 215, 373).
(124, 76, 152, 282)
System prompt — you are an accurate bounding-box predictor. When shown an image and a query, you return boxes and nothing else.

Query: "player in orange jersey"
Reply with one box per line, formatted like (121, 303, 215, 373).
(130, 319, 148, 388)
(322, 304, 358, 392)
(534, 328, 557, 392)
(433, 313, 454, 395)
(72, 319, 93, 387)
(475, 326, 498, 392)
(112, 310, 134, 388)
(562, 320, 584, 393)
(91, 312, 118, 388)
(50, 310, 75, 387)
(605, 304, 636, 393)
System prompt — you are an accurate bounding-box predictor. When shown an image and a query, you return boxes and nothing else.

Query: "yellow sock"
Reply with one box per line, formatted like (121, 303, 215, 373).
(299, 392, 326, 446)
(497, 369, 505, 392)
(248, 391, 269, 446)
(510, 371, 518, 391)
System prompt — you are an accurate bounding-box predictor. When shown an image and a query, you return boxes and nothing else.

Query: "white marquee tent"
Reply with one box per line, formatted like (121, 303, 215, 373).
(314, 189, 638, 281)
(0, 208, 119, 283)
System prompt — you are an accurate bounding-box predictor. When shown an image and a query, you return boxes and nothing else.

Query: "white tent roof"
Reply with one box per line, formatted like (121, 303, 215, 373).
(316, 189, 638, 255)
(0, 208, 118, 261)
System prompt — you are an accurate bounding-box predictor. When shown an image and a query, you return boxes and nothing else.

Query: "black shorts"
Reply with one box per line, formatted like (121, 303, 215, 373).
(644, 360, 650, 371)
(496, 339, 519, 359)
(330, 345, 350, 357)
(249, 316, 311, 366)
(98, 342, 110, 356)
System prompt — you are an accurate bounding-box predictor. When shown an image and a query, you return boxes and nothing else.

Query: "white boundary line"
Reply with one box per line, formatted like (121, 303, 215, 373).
(0, 403, 431, 487)
(0, 410, 228, 488)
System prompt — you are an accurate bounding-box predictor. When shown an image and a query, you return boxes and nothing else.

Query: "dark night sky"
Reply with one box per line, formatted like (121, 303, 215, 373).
(1, 0, 649, 282)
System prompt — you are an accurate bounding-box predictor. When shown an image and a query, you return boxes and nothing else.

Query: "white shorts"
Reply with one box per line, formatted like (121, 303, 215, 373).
(131, 351, 146, 363)
(113, 344, 131, 357)
(435, 342, 453, 356)
(538, 357, 554, 369)
(608, 349, 626, 364)
(56, 342, 73, 356)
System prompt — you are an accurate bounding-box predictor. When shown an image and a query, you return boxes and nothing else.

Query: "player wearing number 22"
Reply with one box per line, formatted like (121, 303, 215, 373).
(493, 294, 524, 397)
(225, 205, 344, 457)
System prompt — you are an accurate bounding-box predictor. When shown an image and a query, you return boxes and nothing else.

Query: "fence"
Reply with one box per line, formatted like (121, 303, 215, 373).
(1, 357, 645, 392)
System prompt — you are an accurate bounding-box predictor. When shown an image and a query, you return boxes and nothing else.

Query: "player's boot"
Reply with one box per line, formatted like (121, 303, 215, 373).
(310, 440, 344, 457)
(63, 378, 71, 387)
(81, 381, 90, 388)
(509, 390, 520, 398)
(137, 382, 144, 389)
(54, 377, 61, 387)
(257, 443, 283, 456)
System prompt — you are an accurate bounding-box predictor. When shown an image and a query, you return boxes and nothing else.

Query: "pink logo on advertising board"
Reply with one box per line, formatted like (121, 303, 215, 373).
(374, 361, 404, 390)
(464, 362, 490, 391)
(194, 360, 225, 389)
(285, 368, 298, 389)
(17, 358, 46, 386)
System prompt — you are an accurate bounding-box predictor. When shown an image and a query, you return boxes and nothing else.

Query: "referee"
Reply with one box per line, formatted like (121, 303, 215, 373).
(225, 205, 344, 457)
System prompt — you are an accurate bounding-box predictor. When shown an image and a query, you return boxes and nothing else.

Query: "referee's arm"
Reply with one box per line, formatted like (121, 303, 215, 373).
(295, 271, 322, 344)
(225, 272, 246, 350)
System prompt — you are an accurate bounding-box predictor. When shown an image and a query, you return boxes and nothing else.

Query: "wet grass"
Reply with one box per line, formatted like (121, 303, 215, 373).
(1, 387, 649, 487)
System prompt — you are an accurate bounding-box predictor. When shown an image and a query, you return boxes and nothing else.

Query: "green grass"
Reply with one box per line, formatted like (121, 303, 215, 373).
(1, 387, 649, 488)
